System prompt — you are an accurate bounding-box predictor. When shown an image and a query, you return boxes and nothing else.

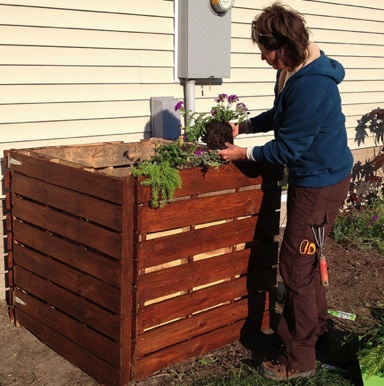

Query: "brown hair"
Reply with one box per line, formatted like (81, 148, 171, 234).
(252, 2, 310, 68)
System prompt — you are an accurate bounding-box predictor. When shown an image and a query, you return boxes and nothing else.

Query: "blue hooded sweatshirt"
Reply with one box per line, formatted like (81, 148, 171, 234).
(249, 50, 353, 188)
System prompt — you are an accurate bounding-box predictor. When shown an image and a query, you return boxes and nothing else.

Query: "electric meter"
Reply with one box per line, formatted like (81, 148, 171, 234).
(210, 0, 234, 14)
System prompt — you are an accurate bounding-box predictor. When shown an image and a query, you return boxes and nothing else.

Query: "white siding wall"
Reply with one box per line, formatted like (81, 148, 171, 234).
(1, 0, 383, 297)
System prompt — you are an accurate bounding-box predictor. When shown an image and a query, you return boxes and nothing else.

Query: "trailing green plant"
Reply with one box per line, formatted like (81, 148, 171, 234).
(131, 141, 225, 208)
(131, 160, 182, 208)
(131, 93, 246, 208)
(357, 306, 384, 378)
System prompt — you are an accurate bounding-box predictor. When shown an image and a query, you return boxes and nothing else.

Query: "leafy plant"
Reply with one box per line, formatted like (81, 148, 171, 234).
(131, 160, 182, 208)
(175, 94, 248, 147)
(333, 197, 384, 253)
(131, 141, 225, 208)
(357, 307, 384, 378)
(131, 93, 245, 208)
(355, 108, 384, 146)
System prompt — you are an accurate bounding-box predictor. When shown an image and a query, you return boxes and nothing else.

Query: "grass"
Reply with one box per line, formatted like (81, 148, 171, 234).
(161, 362, 354, 385)
(333, 197, 384, 254)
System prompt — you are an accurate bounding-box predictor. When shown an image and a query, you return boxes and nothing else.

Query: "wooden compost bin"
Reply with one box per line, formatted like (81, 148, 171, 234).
(4, 140, 283, 386)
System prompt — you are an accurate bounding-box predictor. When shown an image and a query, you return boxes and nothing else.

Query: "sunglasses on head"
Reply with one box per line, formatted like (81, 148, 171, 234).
(251, 21, 275, 43)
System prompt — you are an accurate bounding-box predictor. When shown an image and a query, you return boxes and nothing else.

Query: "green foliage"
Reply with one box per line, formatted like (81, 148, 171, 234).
(358, 307, 384, 378)
(175, 94, 248, 146)
(131, 160, 182, 208)
(131, 141, 225, 208)
(333, 197, 384, 253)
(334, 108, 384, 254)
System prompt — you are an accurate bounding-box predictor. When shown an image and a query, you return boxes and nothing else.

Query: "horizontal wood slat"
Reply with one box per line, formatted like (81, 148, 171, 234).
(15, 309, 120, 386)
(137, 190, 264, 234)
(8, 150, 124, 204)
(138, 249, 277, 304)
(11, 172, 123, 231)
(14, 289, 120, 369)
(7, 142, 282, 385)
(12, 196, 122, 258)
(134, 297, 270, 380)
(12, 220, 121, 287)
(137, 216, 258, 269)
(136, 162, 282, 203)
(33, 141, 155, 168)
(138, 262, 277, 332)
(14, 266, 121, 341)
(136, 295, 266, 357)
(13, 243, 120, 313)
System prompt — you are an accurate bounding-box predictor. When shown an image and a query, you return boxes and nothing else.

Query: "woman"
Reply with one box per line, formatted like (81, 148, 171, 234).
(218, 2, 353, 382)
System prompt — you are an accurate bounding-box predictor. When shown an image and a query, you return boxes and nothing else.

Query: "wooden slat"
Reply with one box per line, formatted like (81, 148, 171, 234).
(137, 189, 264, 234)
(9, 149, 125, 204)
(12, 196, 122, 258)
(119, 176, 135, 386)
(13, 243, 120, 313)
(14, 289, 120, 368)
(15, 310, 120, 386)
(11, 172, 123, 231)
(136, 295, 266, 357)
(136, 162, 282, 203)
(33, 141, 155, 168)
(138, 249, 277, 304)
(138, 253, 277, 332)
(13, 220, 120, 287)
(138, 216, 258, 269)
(14, 267, 121, 341)
(133, 295, 270, 380)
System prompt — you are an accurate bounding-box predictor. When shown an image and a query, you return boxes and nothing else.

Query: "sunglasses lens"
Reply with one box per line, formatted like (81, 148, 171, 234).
(252, 30, 260, 41)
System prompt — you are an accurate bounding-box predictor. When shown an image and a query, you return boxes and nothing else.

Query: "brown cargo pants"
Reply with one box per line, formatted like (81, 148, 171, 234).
(277, 173, 351, 371)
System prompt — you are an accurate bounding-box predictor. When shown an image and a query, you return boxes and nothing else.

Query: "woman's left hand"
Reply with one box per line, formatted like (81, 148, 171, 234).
(217, 143, 247, 162)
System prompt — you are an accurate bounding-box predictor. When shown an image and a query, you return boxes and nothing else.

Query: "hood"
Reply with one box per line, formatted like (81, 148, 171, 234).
(295, 43, 345, 84)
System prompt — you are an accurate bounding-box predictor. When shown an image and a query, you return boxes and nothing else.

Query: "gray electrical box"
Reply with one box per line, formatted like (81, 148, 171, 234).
(178, 0, 232, 79)
(150, 97, 181, 140)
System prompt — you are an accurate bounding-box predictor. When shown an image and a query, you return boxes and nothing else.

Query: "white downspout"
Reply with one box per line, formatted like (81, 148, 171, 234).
(184, 79, 196, 115)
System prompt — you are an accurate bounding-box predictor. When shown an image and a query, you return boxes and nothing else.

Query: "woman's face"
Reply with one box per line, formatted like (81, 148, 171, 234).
(257, 42, 285, 70)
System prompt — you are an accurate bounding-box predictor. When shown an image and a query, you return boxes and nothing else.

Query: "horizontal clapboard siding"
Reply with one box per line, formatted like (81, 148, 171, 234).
(226, 0, 384, 150)
(0, 0, 178, 150)
(0, 0, 384, 299)
(0, 0, 382, 150)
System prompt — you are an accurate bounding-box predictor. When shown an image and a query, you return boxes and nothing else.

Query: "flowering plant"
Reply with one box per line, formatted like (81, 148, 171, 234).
(131, 93, 247, 208)
(174, 93, 248, 148)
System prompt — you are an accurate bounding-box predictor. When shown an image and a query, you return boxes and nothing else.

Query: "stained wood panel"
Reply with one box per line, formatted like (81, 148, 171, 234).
(6, 141, 282, 385)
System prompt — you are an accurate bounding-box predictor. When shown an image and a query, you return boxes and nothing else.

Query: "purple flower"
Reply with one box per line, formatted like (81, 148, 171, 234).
(215, 93, 228, 103)
(195, 149, 204, 156)
(227, 94, 239, 103)
(236, 102, 247, 113)
(174, 101, 183, 111)
(211, 109, 217, 117)
(372, 215, 379, 221)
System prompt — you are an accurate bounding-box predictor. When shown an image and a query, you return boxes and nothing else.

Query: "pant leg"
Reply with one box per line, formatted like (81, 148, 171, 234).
(277, 174, 350, 371)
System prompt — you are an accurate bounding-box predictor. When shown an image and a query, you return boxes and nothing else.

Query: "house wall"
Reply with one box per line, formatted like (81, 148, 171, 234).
(1, 0, 384, 298)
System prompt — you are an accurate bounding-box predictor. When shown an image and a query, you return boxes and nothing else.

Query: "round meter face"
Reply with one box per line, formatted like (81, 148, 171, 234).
(219, 0, 234, 10)
(211, 0, 234, 14)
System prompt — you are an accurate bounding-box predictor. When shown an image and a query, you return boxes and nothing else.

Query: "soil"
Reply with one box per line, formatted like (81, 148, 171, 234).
(204, 122, 233, 150)
(1, 228, 383, 386)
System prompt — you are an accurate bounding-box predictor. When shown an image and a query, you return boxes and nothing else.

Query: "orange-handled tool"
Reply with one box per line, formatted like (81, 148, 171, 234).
(312, 220, 329, 287)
